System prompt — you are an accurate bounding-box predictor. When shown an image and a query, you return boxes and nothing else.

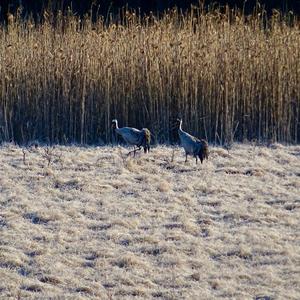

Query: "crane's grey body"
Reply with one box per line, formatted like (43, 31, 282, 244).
(115, 126, 143, 145)
(112, 119, 151, 155)
(177, 119, 208, 164)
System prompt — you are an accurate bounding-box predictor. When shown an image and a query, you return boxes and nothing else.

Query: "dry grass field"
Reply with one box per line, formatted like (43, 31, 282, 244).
(0, 143, 299, 299)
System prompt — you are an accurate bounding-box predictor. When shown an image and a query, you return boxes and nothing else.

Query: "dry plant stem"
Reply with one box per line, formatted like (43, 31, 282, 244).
(171, 148, 175, 162)
(22, 149, 26, 165)
(0, 8, 299, 144)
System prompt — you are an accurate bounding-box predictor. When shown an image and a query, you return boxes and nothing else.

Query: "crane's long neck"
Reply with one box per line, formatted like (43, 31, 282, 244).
(114, 120, 119, 129)
(113, 120, 122, 135)
(178, 120, 183, 133)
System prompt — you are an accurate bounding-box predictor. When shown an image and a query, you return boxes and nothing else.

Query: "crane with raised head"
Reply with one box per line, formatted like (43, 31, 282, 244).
(177, 118, 208, 164)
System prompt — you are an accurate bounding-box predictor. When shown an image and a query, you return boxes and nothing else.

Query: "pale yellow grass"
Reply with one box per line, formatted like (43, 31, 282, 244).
(0, 144, 299, 299)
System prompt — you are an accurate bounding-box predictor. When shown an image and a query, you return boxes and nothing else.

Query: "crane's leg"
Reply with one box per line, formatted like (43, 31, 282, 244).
(198, 154, 204, 164)
(127, 146, 142, 157)
(195, 156, 198, 164)
(127, 146, 135, 157)
(144, 144, 150, 153)
(185, 153, 188, 163)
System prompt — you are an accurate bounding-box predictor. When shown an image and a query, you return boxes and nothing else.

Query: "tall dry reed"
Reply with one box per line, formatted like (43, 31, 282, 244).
(0, 7, 299, 144)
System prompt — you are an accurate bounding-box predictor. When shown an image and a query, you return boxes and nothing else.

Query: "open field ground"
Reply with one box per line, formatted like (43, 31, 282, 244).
(0, 143, 299, 299)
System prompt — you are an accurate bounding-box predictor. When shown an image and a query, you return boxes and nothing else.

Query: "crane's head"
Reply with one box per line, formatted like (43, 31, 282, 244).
(176, 118, 182, 127)
(111, 119, 118, 129)
(171, 118, 182, 130)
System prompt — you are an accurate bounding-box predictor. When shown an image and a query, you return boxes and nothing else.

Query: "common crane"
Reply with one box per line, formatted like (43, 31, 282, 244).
(177, 118, 208, 164)
(112, 119, 151, 156)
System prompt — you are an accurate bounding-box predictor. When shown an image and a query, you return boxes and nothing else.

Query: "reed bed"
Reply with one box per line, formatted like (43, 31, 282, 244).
(0, 7, 299, 144)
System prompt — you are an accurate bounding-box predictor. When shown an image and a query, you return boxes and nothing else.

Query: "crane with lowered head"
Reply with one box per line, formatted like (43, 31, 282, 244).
(112, 119, 151, 156)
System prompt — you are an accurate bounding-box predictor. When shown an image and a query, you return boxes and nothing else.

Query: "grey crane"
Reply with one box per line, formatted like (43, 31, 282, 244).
(112, 119, 151, 156)
(176, 118, 208, 164)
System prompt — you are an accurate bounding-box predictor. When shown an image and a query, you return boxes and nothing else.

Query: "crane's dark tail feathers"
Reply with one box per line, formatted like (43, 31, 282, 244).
(198, 139, 209, 164)
(137, 128, 151, 153)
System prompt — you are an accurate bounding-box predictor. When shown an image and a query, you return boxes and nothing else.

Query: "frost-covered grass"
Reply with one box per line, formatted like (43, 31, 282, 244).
(0, 144, 299, 299)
